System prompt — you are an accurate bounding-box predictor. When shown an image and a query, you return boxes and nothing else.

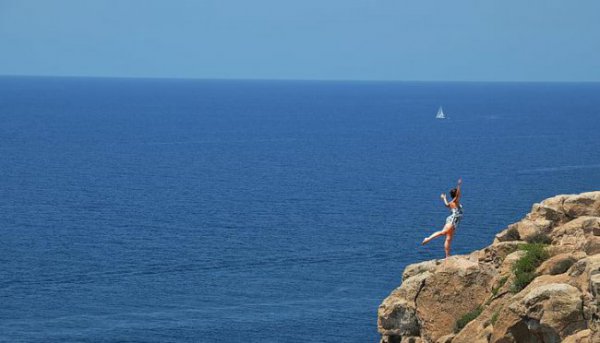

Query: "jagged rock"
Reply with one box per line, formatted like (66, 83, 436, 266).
(530, 199, 567, 222)
(435, 333, 455, 343)
(538, 194, 569, 215)
(550, 216, 600, 240)
(494, 224, 520, 243)
(516, 217, 553, 242)
(378, 192, 600, 343)
(562, 329, 591, 343)
(415, 257, 495, 342)
(402, 260, 441, 281)
(537, 252, 584, 275)
(499, 250, 525, 275)
(563, 192, 600, 218)
(584, 236, 600, 255)
(453, 317, 493, 343)
(378, 257, 495, 342)
(476, 241, 521, 266)
(568, 254, 600, 292)
(380, 335, 422, 343)
(378, 272, 430, 338)
(549, 217, 600, 256)
(491, 283, 586, 342)
(456, 295, 516, 343)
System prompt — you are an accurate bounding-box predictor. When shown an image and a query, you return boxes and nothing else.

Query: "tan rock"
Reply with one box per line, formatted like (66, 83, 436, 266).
(492, 283, 586, 342)
(590, 273, 600, 298)
(451, 302, 497, 343)
(381, 335, 417, 343)
(567, 254, 600, 293)
(583, 236, 600, 255)
(592, 328, 600, 343)
(515, 218, 553, 242)
(400, 337, 422, 343)
(380, 336, 423, 343)
(494, 224, 520, 243)
(378, 272, 430, 337)
(476, 241, 521, 266)
(550, 216, 600, 239)
(402, 260, 441, 281)
(435, 334, 455, 343)
(415, 257, 495, 342)
(538, 194, 569, 215)
(453, 322, 493, 343)
(562, 329, 591, 343)
(563, 191, 600, 218)
(537, 252, 584, 275)
(547, 216, 600, 256)
(499, 250, 525, 276)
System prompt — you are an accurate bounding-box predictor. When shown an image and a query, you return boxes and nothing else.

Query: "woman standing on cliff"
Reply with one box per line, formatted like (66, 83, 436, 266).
(422, 178, 463, 258)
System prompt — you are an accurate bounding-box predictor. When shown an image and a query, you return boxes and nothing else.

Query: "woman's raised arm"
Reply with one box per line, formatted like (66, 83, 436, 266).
(455, 178, 462, 201)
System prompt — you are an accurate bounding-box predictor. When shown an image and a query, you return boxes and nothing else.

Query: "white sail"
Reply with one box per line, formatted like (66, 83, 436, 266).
(436, 106, 446, 119)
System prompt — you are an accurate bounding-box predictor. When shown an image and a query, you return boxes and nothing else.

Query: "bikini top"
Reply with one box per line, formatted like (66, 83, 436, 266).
(450, 203, 464, 215)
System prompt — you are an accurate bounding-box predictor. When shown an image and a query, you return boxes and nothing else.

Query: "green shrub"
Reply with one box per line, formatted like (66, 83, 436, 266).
(510, 243, 549, 293)
(491, 309, 501, 325)
(454, 306, 483, 333)
(491, 276, 509, 296)
(519, 243, 549, 264)
(511, 271, 536, 293)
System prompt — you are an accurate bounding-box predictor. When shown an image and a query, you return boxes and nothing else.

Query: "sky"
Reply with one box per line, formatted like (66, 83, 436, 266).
(1, 0, 599, 81)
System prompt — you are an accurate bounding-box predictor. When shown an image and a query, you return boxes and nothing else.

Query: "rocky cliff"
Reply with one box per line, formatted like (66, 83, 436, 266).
(378, 191, 600, 343)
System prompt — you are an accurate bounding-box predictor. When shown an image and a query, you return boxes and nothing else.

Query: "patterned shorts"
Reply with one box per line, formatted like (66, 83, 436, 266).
(446, 213, 462, 228)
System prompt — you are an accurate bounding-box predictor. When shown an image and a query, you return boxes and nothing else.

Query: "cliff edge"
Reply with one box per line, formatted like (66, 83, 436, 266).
(378, 191, 600, 343)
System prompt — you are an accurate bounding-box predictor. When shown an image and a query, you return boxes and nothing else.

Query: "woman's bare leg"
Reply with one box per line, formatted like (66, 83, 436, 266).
(422, 223, 453, 245)
(444, 227, 455, 258)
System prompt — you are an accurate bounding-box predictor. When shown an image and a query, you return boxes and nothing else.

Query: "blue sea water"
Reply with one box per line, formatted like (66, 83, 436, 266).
(0, 77, 599, 342)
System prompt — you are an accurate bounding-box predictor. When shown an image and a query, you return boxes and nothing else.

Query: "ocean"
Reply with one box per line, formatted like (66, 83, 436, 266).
(1, 77, 599, 342)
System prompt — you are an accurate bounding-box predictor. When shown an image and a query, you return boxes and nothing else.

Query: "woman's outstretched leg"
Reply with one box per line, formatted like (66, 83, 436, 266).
(422, 223, 453, 245)
(444, 227, 455, 258)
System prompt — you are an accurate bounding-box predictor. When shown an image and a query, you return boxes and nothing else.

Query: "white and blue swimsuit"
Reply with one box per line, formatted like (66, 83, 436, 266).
(446, 204, 464, 228)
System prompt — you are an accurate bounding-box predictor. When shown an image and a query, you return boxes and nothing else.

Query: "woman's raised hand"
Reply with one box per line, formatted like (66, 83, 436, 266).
(440, 193, 446, 199)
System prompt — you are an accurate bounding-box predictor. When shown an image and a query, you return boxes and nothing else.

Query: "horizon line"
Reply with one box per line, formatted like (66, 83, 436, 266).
(1, 73, 599, 84)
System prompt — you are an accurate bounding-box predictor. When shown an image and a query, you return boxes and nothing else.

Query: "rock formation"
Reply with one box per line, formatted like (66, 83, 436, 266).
(378, 191, 600, 343)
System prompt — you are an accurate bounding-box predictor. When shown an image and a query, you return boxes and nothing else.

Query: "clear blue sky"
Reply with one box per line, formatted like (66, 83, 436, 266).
(1, 0, 599, 81)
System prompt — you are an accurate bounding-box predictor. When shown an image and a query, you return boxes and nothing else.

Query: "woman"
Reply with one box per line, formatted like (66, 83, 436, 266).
(422, 178, 463, 258)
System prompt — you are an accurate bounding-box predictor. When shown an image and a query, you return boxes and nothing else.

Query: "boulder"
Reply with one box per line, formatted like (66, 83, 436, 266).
(476, 241, 521, 266)
(415, 257, 495, 342)
(491, 283, 586, 342)
(530, 199, 567, 222)
(402, 260, 441, 281)
(562, 192, 600, 218)
(548, 216, 600, 255)
(435, 333, 455, 343)
(515, 218, 553, 242)
(378, 272, 430, 338)
(494, 225, 520, 243)
(537, 252, 584, 276)
(562, 329, 591, 343)
(451, 303, 497, 343)
(499, 250, 526, 275)
(538, 194, 569, 215)
(380, 336, 423, 343)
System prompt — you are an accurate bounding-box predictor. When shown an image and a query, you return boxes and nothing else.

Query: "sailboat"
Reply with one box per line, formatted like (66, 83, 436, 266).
(435, 106, 446, 119)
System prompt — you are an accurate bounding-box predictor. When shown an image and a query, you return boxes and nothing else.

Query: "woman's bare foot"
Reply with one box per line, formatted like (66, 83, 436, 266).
(422, 237, 429, 245)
